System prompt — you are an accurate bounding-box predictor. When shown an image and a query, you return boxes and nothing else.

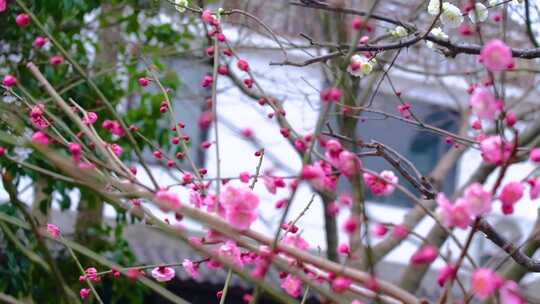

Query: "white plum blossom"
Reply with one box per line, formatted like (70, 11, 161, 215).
(175, 0, 189, 12)
(347, 54, 374, 77)
(441, 2, 463, 28)
(390, 26, 408, 38)
(427, 0, 442, 15)
(426, 27, 448, 48)
(488, 0, 498, 5)
(431, 27, 449, 40)
(468, 3, 488, 23)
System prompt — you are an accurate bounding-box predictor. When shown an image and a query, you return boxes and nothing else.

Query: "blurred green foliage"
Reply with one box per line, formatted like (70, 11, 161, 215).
(0, 0, 199, 302)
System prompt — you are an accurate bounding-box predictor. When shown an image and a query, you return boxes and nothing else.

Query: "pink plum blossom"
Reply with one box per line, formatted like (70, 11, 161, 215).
(154, 189, 182, 209)
(151, 266, 175, 282)
(301, 161, 336, 191)
(84, 267, 99, 282)
(47, 223, 61, 238)
(109, 143, 123, 156)
(79, 288, 90, 299)
(471, 268, 500, 300)
(480, 39, 514, 72)
(470, 87, 498, 120)
(280, 274, 302, 297)
(218, 241, 243, 266)
(30, 104, 49, 129)
(31, 131, 49, 146)
(263, 173, 286, 194)
(436, 193, 471, 229)
(219, 186, 259, 230)
(463, 182, 492, 216)
(0, 0, 6, 12)
(363, 170, 398, 196)
(83, 112, 98, 125)
(480, 136, 513, 165)
(336, 150, 362, 177)
(499, 182, 524, 214)
(500, 280, 525, 304)
(282, 234, 309, 250)
(332, 276, 352, 293)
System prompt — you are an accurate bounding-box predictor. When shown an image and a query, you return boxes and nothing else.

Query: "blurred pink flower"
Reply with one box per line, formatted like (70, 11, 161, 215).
(31, 131, 49, 146)
(336, 150, 362, 177)
(220, 186, 259, 230)
(332, 276, 352, 293)
(480, 136, 513, 165)
(528, 177, 540, 200)
(470, 87, 498, 120)
(47, 223, 60, 238)
(499, 182, 524, 214)
(437, 264, 456, 287)
(410, 245, 438, 265)
(500, 280, 525, 304)
(463, 183, 492, 216)
(480, 39, 514, 72)
(280, 274, 302, 297)
(282, 234, 309, 251)
(151, 266, 175, 282)
(437, 193, 471, 229)
(363, 170, 398, 196)
(79, 288, 90, 299)
(530, 148, 540, 163)
(392, 224, 409, 239)
(471, 268, 499, 300)
(154, 189, 182, 209)
(371, 223, 388, 238)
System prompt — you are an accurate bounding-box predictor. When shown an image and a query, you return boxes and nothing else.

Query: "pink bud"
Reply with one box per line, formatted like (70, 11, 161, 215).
(342, 216, 359, 234)
(371, 223, 388, 237)
(2, 74, 16, 87)
(392, 224, 408, 239)
(50, 55, 63, 66)
(437, 265, 456, 287)
(505, 111, 517, 127)
(529, 148, 540, 163)
(239, 172, 250, 183)
(337, 243, 350, 255)
(138, 77, 149, 87)
(217, 65, 228, 75)
(31, 131, 49, 146)
(237, 59, 249, 72)
(320, 87, 342, 103)
(410, 245, 438, 265)
(351, 17, 362, 30)
(34, 36, 47, 48)
(15, 14, 30, 27)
